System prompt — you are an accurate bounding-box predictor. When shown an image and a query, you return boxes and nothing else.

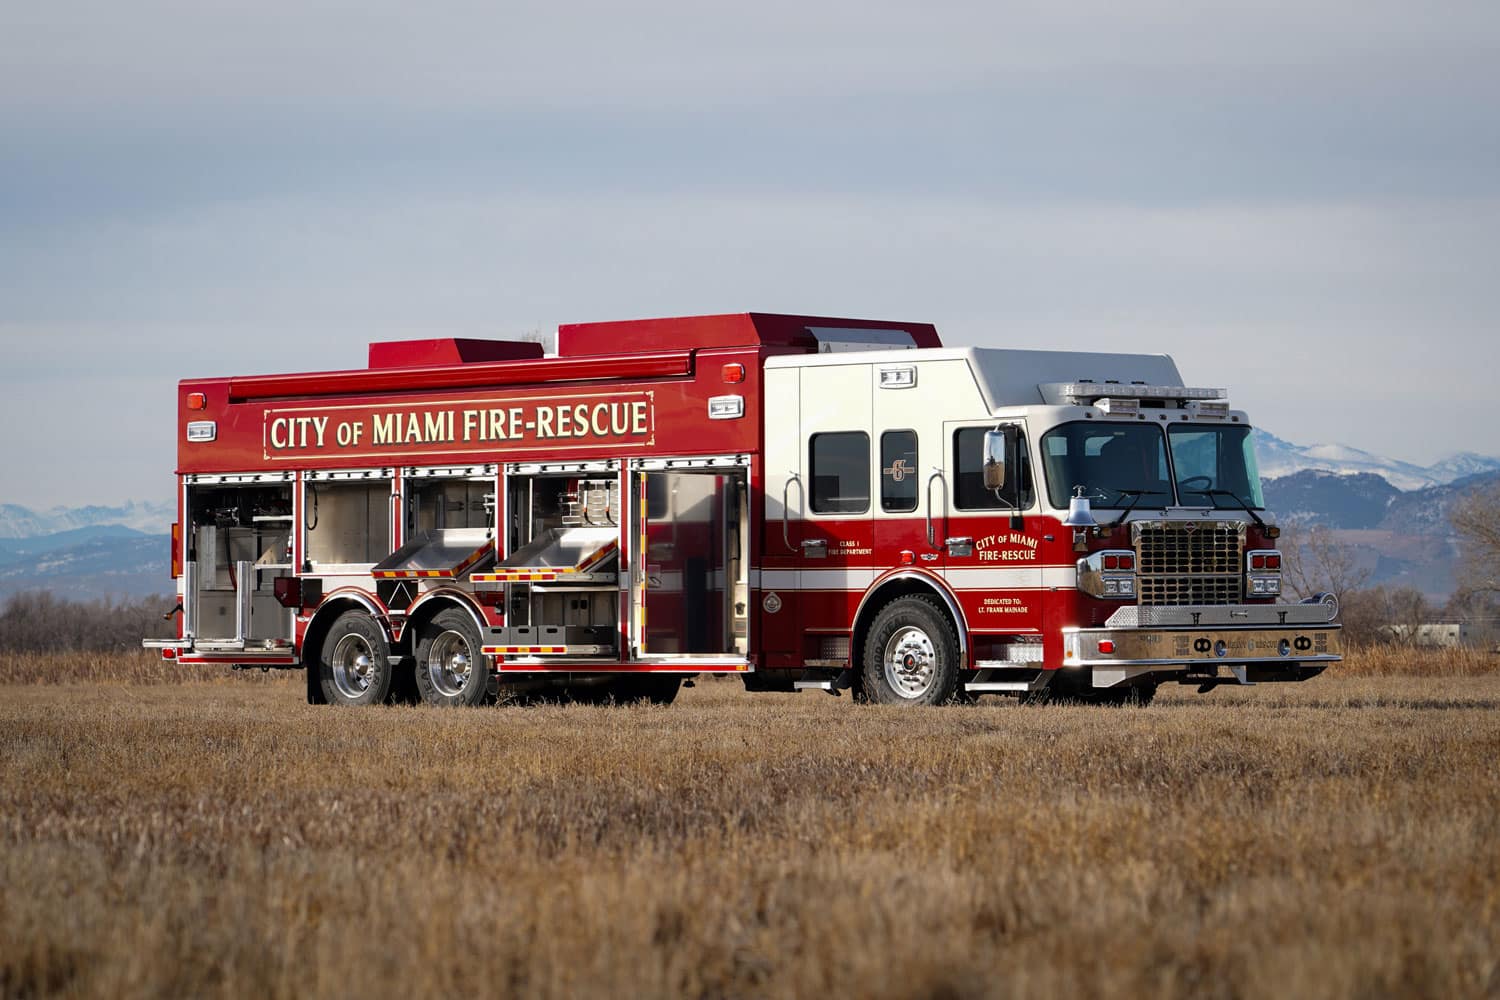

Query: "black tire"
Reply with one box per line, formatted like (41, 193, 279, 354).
(413, 608, 490, 707)
(860, 595, 961, 705)
(319, 611, 395, 706)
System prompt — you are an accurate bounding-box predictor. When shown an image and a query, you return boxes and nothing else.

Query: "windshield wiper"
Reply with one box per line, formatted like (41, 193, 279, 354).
(1104, 488, 1167, 521)
(1201, 488, 1267, 530)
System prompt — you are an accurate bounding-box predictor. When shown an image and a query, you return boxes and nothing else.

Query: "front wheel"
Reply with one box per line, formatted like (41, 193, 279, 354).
(413, 608, 490, 706)
(861, 596, 961, 705)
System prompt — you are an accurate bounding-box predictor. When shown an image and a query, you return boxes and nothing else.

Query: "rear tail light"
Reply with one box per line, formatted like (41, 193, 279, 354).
(1266, 553, 1281, 569)
(1103, 554, 1119, 570)
(1098, 640, 1115, 654)
(1118, 554, 1133, 570)
(1251, 554, 1266, 569)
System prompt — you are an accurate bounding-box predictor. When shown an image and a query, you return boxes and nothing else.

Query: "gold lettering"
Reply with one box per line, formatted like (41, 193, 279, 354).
(373, 413, 396, 445)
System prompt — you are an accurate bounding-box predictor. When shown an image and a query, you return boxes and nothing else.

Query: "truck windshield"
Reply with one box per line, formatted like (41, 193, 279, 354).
(1167, 424, 1265, 509)
(1039, 421, 1267, 511)
(1040, 423, 1172, 509)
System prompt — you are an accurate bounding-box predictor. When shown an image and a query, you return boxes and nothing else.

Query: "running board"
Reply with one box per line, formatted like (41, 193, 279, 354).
(964, 666, 1051, 694)
(795, 669, 852, 695)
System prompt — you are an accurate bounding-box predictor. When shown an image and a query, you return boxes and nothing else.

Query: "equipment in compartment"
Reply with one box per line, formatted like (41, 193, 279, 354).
(480, 474, 623, 658)
(186, 484, 294, 644)
(304, 480, 391, 566)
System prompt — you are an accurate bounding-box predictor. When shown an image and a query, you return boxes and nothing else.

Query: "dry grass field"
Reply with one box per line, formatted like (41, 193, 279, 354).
(2, 650, 1498, 998)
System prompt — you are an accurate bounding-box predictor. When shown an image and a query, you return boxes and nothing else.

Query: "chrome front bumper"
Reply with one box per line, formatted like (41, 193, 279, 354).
(1062, 602, 1342, 669)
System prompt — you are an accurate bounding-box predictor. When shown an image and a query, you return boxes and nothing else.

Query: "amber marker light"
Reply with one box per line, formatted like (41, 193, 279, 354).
(721, 363, 746, 383)
(187, 392, 207, 410)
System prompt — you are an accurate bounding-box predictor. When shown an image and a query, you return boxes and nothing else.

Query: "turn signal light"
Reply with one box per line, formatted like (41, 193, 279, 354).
(1267, 554, 1281, 570)
(1251, 554, 1266, 569)
(721, 363, 746, 383)
(1118, 554, 1134, 570)
(1104, 554, 1119, 570)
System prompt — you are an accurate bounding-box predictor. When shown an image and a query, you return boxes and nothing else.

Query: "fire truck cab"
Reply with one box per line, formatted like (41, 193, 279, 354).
(145, 313, 1341, 706)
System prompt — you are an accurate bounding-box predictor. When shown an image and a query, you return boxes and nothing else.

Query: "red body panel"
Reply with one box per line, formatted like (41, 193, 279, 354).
(368, 338, 545, 369)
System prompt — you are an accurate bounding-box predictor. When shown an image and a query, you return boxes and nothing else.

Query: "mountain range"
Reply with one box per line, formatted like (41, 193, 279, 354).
(0, 432, 1493, 602)
(0, 500, 174, 540)
(1251, 431, 1500, 491)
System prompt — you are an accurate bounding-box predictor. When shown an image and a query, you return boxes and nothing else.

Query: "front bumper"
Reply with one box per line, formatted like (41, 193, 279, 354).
(1062, 602, 1342, 669)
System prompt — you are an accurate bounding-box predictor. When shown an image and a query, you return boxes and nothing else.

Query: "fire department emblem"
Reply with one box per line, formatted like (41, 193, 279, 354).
(762, 592, 783, 614)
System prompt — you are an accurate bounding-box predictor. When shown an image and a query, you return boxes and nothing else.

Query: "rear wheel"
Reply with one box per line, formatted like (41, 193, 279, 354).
(861, 596, 961, 706)
(413, 608, 490, 706)
(319, 611, 395, 706)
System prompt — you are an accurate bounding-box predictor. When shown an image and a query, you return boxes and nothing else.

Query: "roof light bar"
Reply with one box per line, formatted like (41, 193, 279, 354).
(1058, 383, 1226, 403)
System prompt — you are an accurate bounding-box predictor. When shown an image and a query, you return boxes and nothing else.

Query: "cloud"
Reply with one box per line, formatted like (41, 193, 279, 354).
(3, 1, 1498, 114)
(1, 1, 1497, 505)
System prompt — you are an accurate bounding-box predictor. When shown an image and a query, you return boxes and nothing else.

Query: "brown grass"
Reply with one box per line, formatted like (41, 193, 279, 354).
(2, 656, 1498, 998)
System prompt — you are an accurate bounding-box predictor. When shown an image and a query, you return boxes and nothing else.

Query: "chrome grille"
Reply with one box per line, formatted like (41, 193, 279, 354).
(1132, 520, 1244, 606)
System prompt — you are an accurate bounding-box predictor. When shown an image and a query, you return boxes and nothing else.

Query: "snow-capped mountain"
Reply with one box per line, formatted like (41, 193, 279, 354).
(1252, 431, 1500, 491)
(0, 500, 174, 540)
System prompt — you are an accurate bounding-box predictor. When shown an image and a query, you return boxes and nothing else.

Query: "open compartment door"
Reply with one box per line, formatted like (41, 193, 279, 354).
(471, 526, 619, 584)
(631, 458, 750, 666)
(372, 527, 495, 579)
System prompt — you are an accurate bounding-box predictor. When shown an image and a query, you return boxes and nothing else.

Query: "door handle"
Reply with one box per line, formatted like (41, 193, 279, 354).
(925, 469, 947, 550)
(782, 472, 802, 552)
(801, 538, 828, 559)
(945, 536, 973, 558)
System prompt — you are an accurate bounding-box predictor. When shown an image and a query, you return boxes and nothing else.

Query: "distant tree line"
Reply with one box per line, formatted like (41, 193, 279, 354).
(1280, 479, 1500, 647)
(0, 591, 177, 653)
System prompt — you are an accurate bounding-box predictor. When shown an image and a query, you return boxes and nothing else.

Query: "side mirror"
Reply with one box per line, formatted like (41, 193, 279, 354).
(982, 430, 1006, 489)
(984, 425, 1020, 497)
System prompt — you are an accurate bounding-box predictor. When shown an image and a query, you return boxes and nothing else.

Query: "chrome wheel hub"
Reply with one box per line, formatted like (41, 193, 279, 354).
(427, 630, 475, 697)
(331, 633, 377, 699)
(883, 626, 937, 698)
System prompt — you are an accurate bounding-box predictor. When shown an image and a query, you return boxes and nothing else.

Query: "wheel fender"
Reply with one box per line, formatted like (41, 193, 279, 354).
(852, 570, 969, 667)
(404, 591, 487, 645)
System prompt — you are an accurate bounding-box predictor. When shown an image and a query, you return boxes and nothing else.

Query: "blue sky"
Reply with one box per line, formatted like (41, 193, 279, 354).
(2, 1, 1497, 507)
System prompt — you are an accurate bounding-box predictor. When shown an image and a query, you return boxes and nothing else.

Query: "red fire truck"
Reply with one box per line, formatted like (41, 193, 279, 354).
(145, 313, 1341, 706)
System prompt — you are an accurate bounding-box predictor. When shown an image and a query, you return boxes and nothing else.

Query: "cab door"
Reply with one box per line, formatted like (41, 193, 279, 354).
(761, 365, 803, 666)
(762, 360, 874, 668)
(871, 359, 942, 579)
